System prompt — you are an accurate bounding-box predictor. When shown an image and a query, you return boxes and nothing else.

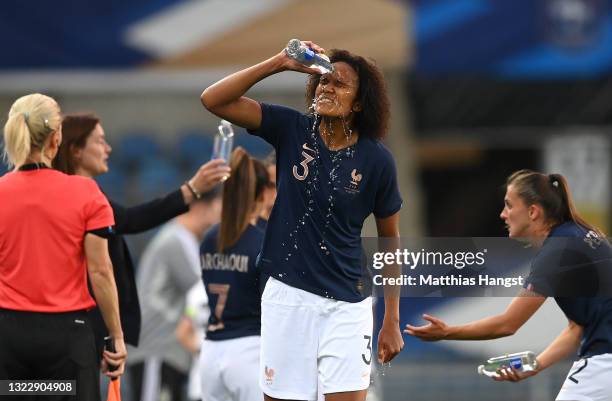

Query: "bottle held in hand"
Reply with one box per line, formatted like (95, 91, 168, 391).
(285, 38, 334, 74)
(478, 351, 538, 377)
(212, 120, 235, 163)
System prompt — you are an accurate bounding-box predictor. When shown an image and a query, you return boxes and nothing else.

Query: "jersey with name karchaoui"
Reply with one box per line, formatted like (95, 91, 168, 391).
(524, 221, 612, 357)
(248, 103, 403, 303)
(200, 224, 264, 340)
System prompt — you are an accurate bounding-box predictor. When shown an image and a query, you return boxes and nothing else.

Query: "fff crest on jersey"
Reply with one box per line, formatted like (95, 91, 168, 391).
(344, 168, 362, 194)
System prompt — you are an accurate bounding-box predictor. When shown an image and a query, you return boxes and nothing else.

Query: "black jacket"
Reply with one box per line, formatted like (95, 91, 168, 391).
(90, 189, 189, 349)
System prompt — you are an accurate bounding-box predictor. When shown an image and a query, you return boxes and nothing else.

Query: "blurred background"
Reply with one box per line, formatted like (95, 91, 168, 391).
(1, 0, 611, 400)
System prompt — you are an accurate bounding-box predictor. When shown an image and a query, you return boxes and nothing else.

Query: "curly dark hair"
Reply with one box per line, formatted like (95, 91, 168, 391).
(305, 49, 390, 140)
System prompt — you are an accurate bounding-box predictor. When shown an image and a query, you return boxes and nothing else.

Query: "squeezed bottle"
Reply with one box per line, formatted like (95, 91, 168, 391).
(285, 38, 334, 74)
(211, 120, 234, 162)
(477, 351, 538, 377)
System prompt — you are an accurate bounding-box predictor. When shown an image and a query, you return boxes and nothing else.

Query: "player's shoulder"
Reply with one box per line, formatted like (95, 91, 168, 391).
(361, 137, 395, 161)
(261, 103, 310, 124)
(244, 223, 265, 242)
(550, 222, 587, 238)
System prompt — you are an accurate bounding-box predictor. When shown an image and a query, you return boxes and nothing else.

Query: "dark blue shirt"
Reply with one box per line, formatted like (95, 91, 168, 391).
(248, 103, 402, 302)
(256, 217, 267, 232)
(525, 221, 612, 357)
(200, 224, 264, 340)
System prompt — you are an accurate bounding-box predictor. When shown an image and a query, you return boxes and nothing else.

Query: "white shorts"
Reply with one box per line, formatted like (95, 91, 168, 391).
(260, 277, 373, 400)
(556, 353, 612, 401)
(200, 335, 260, 401)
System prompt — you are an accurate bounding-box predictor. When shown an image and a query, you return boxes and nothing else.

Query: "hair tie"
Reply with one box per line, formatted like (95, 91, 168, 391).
(23, 112, 30, 122)
(549, 175, 560, 188)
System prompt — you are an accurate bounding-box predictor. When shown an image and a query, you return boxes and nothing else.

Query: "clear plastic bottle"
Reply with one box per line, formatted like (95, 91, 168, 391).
(211, 120, 234, 162)
(285, 38, 334, 74)
(477, 351, 538, 377)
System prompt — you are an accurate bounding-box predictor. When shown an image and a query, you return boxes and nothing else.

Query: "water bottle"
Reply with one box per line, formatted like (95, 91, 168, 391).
(285, 38, 334, 74)
(477, 351, 538, 377)
(211, 120, 234, 162)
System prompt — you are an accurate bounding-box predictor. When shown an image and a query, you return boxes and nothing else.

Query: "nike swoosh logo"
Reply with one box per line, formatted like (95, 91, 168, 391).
(303, 143, 315, 152)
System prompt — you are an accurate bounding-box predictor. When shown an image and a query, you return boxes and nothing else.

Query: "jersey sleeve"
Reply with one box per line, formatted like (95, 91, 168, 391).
(83, 179, 115, 231)
(247, 103, 302, 150)
(523, 245, 565, 297)
(373, 146, 403, 218)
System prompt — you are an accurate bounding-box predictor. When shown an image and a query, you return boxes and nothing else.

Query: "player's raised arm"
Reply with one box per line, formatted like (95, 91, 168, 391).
(200, 41, 323, 130)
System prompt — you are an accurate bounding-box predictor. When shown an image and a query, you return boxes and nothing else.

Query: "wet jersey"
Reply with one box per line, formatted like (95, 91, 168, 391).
(248, 103, 402, 302)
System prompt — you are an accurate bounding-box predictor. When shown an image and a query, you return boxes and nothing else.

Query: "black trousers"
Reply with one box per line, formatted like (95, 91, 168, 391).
(0, 309, 100, 401)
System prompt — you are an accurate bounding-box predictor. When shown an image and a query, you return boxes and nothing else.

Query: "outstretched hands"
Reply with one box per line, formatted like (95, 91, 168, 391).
(404, 314, 450, 341)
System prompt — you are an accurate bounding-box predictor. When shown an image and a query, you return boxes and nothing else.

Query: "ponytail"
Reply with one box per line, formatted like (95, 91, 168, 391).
(2, 94, 62, 169)
(548, 173, 604, 237)
(3, 113, 32, 168)
(218, 147, 256, 252)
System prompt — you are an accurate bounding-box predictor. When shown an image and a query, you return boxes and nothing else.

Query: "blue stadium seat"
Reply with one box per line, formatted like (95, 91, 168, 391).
(94, 167, 128, 204)
(175, 130, 215, 171)
(135, 158, 181, 200)
(113, 133, 162, 172)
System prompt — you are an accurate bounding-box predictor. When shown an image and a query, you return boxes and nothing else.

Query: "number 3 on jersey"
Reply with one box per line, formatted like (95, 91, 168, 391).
(292, 143, 315, 181)
(207, 283, 230, 332)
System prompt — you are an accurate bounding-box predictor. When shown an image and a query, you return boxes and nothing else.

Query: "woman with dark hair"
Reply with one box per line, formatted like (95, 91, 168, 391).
(406, 169, 612, 401)
(201, 41, 403, 401)
(0, 94, 126, 400)
(199, 147, 269, 401)
(53, 113, 230, 356)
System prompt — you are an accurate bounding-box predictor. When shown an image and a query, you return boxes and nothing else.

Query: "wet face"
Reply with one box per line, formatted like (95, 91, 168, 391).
(314, 61, 361, 119)
(500, 185, 534, 239)
(73, 123, 112, 177)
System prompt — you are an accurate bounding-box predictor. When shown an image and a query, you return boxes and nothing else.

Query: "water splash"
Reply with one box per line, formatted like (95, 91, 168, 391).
(282, 97, 358, 262)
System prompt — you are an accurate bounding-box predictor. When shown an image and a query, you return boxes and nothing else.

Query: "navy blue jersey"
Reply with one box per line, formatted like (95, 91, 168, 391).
(200, 224, 264, 340)
(524, 222, 612, 357)
(248, 103, 402, 302)
(255, 217, 267, 232)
